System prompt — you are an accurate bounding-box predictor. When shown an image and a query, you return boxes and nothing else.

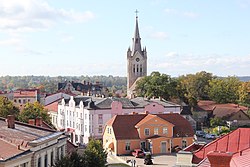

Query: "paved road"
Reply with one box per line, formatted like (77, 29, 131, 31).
(107, 153, 177, 167)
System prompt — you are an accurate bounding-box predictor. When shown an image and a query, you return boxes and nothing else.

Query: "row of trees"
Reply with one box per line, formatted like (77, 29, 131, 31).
(0, 75, 127, 93)
(136, 71, 250, 107)
(0, 97, 51, 124)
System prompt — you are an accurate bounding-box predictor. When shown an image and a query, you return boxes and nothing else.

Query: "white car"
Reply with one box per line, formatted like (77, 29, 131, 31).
(205, 134, 216, 139)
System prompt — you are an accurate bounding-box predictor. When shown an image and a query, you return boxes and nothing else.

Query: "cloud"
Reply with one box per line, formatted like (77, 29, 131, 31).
(58, 32, 74, 43)
(164, 8, 198, 19)
(150, 53, 250, 76)
(0, 38, 22, 46)
(0, 0, 95, 33)
(165, 52, 179, 58)
(237, 0, 250, 8)
(149, 31, 168, 40)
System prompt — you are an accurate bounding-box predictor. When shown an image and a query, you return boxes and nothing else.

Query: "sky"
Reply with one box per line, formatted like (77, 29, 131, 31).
(0, 0, 250, 77)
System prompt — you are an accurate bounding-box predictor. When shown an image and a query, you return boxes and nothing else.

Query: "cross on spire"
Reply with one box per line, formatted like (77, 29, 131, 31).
(135, 9, 139, 18)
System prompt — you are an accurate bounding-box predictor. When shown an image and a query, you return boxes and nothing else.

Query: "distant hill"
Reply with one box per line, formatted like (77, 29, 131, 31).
(237, 76, 250, 82)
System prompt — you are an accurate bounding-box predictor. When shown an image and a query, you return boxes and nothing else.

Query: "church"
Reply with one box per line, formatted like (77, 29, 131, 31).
(127, 12, 147, 98)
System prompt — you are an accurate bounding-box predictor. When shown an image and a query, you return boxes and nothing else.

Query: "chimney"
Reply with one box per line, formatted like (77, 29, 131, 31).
(7, 115, 15, 129)
(28, 119, 35, 125)
(35, 117, 42, 126)
(207, 151, 233, 167)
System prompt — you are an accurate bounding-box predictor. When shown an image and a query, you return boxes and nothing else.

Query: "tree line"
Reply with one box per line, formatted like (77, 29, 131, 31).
(0, 97, 52, 125)
(135, 71, 250, 107)
(0, 75, 127, 94)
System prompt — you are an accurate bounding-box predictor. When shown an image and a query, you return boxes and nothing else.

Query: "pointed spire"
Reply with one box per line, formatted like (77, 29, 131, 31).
(132, 10, 142, 55)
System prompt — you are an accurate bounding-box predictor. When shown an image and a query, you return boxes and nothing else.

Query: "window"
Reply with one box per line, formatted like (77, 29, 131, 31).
(85, 114, 87, 120)
(70, 121, 71, 127)
(85, 125, 87, 132)
(75, 134, 78, 143)
(37, 157, 41, 167)
(144, 128, 150, 136)
(20, 162, 28, 167)
(163, 127, 168, 135)
(23, 99, 26, 104)
(61, 146, 64, 157)
(14, 99, 17, 102)
(182, 140, 187, 148)
(57, 148, 60, 160)
(19, 99, 21, 103)
(154, 128, 158, 135)
(133, 64, 135, 73)
(73, 122, 75, 128)
(77, 112, 78, 117)
(44, 154, 48, 167)
(98, 114, 103, 124)
(51, 151, 54, 166)
(98, 125, 102, 133)
(140, 64, 142, 73)
(125, 141, 130, 151)
(80, 113, 82, 119)
(137, 64, 139, 72)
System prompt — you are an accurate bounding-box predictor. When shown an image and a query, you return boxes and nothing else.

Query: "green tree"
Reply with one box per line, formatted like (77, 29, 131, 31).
(208, 77, 241, 103)
(177, 71, 214, 106)
(18, 102, 51, 125)
(135, 71, 177, 100)
(53, 151, 86, 167)
(84, 139, 107, 167)
(210, 117, 226, 127)
(238, 81, 250, 105)
(0, 97, 19, 118)
(53, 139, 107, 167)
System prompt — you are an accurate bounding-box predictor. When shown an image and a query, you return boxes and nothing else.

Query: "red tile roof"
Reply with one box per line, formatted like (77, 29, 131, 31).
(13, 90, 37, 98)
(198, 148, 250, 167)
(212, 107, 249, 119)
(0, 139, 23, 160)
(107, 113, 194, 140)
(195, 100, 249, 112)
(0, 117, 55, 160)
(108, 114, 146, 140)
(192, 128, 250, 164)
(45, 100, 59, 112)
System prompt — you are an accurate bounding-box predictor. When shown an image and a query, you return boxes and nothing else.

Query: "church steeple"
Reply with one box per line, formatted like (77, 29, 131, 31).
(127, 10, 148, 99)
(132, 10, 142, 56)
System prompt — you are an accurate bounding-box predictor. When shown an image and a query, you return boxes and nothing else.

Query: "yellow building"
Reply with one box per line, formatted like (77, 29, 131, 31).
(103, 113, 194, 155)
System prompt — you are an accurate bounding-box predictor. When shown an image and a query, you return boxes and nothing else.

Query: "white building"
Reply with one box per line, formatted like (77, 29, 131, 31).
(55, 96, 181, 145)
(0, 116, 67, 167)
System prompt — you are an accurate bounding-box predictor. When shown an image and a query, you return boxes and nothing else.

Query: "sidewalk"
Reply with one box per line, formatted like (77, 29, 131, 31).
(108, 153, 177, 167)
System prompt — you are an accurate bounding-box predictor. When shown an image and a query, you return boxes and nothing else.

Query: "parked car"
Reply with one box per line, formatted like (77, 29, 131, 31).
(205, 134, 216, 139)
(141, 148, 151, 155)
(132, 149, 145, 158)
(196, 130, 206, 137)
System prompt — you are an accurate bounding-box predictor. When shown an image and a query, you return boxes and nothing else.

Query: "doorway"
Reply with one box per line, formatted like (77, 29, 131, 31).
(161, 141, 167, 153)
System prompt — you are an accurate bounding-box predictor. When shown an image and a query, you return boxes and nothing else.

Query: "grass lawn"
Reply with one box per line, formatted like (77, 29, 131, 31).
(108, 163, 130, 167)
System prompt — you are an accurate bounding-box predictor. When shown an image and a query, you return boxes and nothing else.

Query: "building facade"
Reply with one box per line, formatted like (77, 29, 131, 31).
(103, 114, 194, 155)
(54, 96, 181, 145)
(127, 14, 147, 98)
(0, 116, 67, 167)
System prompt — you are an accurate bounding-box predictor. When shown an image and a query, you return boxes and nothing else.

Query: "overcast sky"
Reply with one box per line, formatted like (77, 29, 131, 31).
(0, 0, 250, 77)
